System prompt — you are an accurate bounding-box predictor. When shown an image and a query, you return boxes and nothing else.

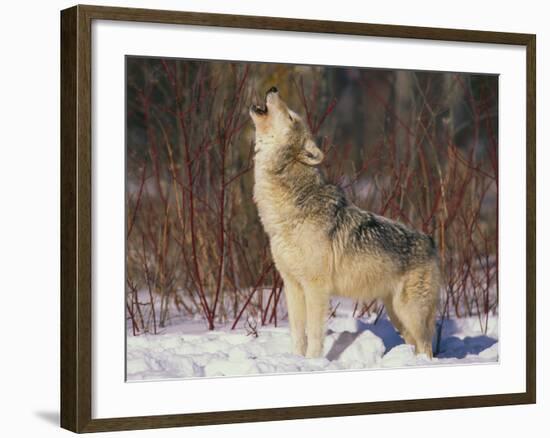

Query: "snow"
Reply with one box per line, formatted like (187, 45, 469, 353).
(126, 301, 498, 381)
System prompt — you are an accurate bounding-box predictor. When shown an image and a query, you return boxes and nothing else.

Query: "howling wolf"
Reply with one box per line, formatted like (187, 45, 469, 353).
(250, 86, 441, 359)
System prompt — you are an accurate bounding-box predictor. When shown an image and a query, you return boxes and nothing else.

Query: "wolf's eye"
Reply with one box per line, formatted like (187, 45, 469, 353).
(288, 114, 294, 122)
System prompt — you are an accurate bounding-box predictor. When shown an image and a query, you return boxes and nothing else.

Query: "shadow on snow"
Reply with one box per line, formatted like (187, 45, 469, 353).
(325, 317, 497, 361)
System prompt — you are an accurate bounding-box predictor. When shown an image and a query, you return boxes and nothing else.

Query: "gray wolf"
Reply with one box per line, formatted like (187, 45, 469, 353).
(250, 86, 441, 359)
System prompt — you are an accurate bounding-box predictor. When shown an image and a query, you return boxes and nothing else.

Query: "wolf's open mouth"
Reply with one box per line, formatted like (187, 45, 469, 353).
(251, 86, 278, 116)
(251, 103, 268, 115)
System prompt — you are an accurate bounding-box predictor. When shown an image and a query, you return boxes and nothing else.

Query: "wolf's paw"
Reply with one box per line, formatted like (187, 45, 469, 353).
(305, 345, 324, 359)
(292, 340, 307, 356)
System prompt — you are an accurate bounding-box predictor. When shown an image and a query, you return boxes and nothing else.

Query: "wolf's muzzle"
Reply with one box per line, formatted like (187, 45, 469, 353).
(250, 104, 267, 115)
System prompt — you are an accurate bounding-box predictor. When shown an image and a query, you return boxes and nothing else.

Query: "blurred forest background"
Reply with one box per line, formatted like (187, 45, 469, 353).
(126, 57, 498, 339)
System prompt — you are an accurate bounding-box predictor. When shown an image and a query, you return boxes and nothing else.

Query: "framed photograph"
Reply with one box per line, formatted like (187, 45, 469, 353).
(60, 4, 536, 433)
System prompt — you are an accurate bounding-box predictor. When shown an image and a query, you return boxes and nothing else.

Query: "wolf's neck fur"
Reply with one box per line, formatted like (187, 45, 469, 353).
(253, 135, 333, 237)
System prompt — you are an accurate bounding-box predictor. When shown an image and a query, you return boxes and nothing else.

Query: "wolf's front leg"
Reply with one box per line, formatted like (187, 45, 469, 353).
(282, 276, 307, 356)
(304, 285, 330, 358)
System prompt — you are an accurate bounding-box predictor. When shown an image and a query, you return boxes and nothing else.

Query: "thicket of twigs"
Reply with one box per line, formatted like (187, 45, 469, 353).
(125, 58, 498, 337)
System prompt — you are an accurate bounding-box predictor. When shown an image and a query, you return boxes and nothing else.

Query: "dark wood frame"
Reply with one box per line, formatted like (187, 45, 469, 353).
(61, 4, 536, 433)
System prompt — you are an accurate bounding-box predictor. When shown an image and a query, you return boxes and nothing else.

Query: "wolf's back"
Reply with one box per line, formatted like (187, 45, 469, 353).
(330, 205, 438, 270)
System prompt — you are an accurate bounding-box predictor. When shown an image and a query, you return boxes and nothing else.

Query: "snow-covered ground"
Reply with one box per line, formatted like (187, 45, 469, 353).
(126, 301, 498, 381)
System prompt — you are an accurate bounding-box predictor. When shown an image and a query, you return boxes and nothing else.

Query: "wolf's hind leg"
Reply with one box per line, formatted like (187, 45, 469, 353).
(392, 269, 439, 359)
(382, 297, 414, 347)
(282, 276, 307, 356)
(393, 297, 436, 358)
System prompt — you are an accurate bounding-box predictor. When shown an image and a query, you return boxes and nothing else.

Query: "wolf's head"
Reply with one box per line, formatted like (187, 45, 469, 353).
(250, 86, 324, 169)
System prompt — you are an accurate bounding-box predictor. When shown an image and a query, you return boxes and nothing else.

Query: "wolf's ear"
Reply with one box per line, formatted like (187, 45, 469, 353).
(298, 140, 324, 166)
